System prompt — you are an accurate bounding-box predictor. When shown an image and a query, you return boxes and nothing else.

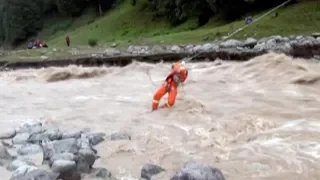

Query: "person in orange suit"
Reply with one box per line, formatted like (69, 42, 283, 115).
(152, 60, 188, 111)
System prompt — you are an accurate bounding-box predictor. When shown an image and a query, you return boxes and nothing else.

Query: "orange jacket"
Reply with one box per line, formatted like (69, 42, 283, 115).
(165, 61, 188, 86)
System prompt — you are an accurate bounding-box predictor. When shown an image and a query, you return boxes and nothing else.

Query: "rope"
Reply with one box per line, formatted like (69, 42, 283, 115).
(146, 0, 293, 107)
(182, 0, 293, 63)
(147, 0, 293, 84)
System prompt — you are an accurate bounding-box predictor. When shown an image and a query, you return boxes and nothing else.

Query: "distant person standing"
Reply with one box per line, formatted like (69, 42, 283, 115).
(66, 36, 70, 46)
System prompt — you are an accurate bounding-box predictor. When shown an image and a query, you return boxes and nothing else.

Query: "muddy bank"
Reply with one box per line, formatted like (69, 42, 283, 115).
(1, 35, 320, 71)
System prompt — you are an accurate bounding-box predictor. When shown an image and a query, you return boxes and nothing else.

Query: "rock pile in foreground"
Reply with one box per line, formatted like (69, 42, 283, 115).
(0, 120, 226, 180)
(0, 120, 131, 180)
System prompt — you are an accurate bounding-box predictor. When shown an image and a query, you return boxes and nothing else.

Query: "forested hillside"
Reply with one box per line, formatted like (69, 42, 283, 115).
(0, 0, 317, 48)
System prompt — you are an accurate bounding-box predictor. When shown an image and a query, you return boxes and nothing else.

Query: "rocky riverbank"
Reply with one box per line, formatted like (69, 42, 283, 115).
(0, 120, 226, 180)
(1, 35, 320, 71)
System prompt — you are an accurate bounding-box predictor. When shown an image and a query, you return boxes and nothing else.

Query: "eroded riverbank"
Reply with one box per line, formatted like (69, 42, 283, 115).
(1, 35, 320, 71)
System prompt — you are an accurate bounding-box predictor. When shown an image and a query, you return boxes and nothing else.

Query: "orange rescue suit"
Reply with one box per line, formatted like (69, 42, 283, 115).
(152, 60, 188, 111)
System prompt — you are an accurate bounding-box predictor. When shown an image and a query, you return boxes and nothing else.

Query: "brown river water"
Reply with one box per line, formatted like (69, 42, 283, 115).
(1, 52, 320, 180)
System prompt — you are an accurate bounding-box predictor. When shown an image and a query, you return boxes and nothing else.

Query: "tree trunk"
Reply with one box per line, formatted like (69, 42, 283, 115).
(98, 3, 102, 17)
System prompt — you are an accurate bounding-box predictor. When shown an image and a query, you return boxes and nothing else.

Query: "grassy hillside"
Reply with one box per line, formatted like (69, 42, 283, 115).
(27, 0, 320, 48)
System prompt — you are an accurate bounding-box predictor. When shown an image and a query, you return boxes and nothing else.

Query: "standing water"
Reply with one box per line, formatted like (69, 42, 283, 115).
(1, 52, 320, 180)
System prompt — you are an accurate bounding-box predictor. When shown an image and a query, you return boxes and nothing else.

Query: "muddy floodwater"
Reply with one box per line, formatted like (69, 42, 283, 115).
(1, 52, 320, 180)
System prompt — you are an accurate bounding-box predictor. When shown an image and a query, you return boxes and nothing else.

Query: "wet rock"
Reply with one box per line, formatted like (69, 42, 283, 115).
(110, 132, 131, 141)
(16, 120, 43, 134)
(141, 164, 165, 180)
(76, 156, 90, 173)
(12, 133, 30, 144)
(78, 135, 98, 154)
(43, 138, 80, 160)
(0, 145, 14, 166)
(0, 128, 16, 139)
(220, 39, 243, 48)
(51, 160, 76, 173)
(151, 45, 165, 53)
(244, 37, 257, 48)
(62, 131, 82, 139)
(1, 140, 13, 148)
(171, 45, 182, 53)
(76, 149, 96, 173)
(57, 171, 81, 180)
(85, 132, 105, 145)
(201, 43, 218, 52)
(170, 161, 225, 180)
(49, 153, 78, 167)
(28, 133, 50, 144)
(92, 168, 113, 180)
(7, 159, 35, 171)
(43, 128, 62, 141)
(10, 166, 51, 180)
(17, 144, 42, 155)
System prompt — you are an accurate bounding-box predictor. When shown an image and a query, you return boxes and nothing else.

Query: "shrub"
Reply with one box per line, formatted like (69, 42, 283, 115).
(88, 38, 98, 47)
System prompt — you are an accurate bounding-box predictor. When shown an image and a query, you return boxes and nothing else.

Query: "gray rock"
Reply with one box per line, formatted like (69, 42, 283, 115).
(16, 120, 43, 134)
(110, 132, 131, 141)
(85, 132, 105, 145)
(76, 149, 96, 173)
(49, 153, 78, 167)
(192, 45, 205, 53)
(0, 144, 14, 165)
(141, 164, 165, 180)
(201, 43, 218, 52)
(61, 131, 82, 139)
(43, 128, 62, 141)
(10, 166, 51, 180)
(219, 39, 243, 48)
(170, 161, 225, 180)
(57, 171, 81, 180)
(151, 45, 165, 53)
(78, 135, 97, 153)
(43, 138, 80, 160)
(76, 156, 90, 173)
(0, 128, 16, 139)
(185, 45, 195, 53)
(17, 144, 42, 155)
(244, 37, 257, 48)
(7, 159, 35, 171)
(28, 133, 50, 144)
(171, 45, 182, 53)
(92, 168, 113, 180)
(282, 37, 290, 42)
(0, 145, 13, 160)
(13, 133, 30, 144)
(51, 160, 76, 173)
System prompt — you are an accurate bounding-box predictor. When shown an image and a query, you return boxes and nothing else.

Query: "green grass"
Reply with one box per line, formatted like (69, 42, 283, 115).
(43, 0, 320, 48)
(1, 0, 319, 62)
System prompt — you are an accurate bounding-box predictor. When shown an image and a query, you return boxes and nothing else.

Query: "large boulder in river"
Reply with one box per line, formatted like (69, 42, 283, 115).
(42, 138, 80, 160)
(170, 161, 225, 180)
(141, 163, 165, 180)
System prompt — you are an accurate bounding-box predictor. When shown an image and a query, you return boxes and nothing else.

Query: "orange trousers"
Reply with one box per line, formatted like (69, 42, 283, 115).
(152, 83, 178, 111)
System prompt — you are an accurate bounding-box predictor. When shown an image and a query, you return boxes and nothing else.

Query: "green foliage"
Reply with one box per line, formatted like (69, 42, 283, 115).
(147, 0, 213, 26)
(88, 38, 98, 46)
(56, 0, 87, 16)
(0, 0, 43, 45)
(0, 0, 315, 48)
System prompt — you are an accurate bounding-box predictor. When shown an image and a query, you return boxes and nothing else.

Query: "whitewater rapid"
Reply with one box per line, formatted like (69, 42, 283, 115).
(1, 52, 320, 180)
